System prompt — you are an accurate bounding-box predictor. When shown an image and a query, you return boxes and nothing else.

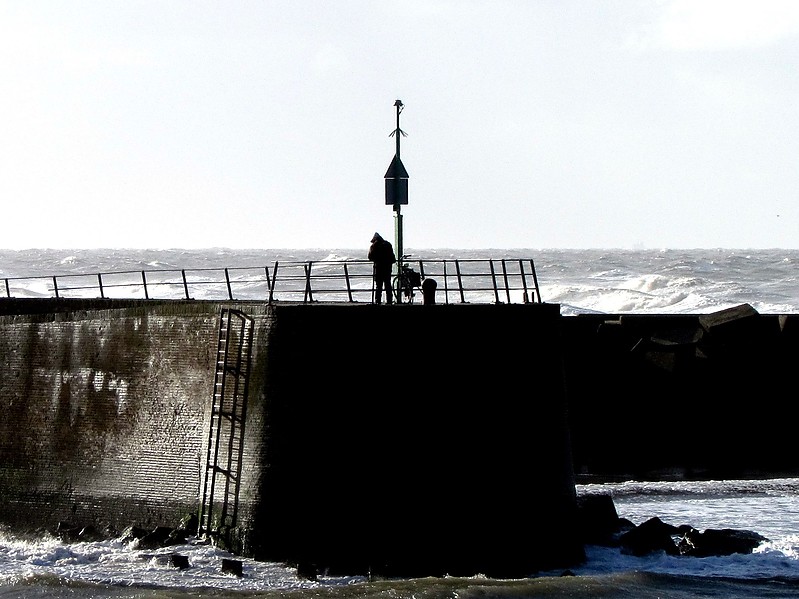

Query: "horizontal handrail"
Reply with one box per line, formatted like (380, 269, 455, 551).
(0, 258, 542, 305)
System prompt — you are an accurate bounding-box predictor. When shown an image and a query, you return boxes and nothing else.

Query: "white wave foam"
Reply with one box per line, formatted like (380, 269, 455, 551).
(0, 533, 362, 592)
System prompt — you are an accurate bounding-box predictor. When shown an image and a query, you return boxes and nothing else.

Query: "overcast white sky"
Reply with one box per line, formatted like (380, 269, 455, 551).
(1, 0, 797, 250)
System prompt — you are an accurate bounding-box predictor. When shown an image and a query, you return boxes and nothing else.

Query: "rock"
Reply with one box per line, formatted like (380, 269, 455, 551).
(618, 517, 681, 556)
(221, 558, 243, 576)
(576, 494, 621, 545)
(137, 526, 175, 550)
(53, 521, 81, 541)
(119, 525, 149, 544)
(176, 513, 199, 535)
(296, 562, 318, 581)
(170, 554, 190, 569)
(578, 494, 770, 561)
(678, 528, 768, 557)
(77, 525, 107, 542)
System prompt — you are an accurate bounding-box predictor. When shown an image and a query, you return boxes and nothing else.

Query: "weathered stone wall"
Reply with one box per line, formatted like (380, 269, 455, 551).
(0, 301, 232, 532)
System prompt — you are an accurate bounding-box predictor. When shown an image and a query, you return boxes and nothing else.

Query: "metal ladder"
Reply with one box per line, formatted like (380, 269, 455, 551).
(198, 308, 254, 544)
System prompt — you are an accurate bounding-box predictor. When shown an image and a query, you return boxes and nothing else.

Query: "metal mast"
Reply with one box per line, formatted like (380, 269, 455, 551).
(386, 99, 408, 278)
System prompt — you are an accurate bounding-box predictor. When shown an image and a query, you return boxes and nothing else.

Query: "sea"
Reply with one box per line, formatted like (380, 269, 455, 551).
(1, 247, 799, 599)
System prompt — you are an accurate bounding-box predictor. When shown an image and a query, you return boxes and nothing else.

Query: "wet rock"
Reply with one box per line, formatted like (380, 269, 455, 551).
(137, 526, 176, 550)
(576, 494, 622, 545)
(119, 525, 149, 544)
(170, 553, 190, 569)
(678, 528, 768, 557)
(618, 517, 682, 556)
(221, 558, 243, 576)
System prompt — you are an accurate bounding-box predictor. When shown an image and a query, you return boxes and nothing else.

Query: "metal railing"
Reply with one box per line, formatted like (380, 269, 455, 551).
(1, 258, 542, 305)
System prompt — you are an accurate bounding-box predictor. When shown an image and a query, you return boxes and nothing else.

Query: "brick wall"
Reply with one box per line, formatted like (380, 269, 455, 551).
(0, 301, 229, 532)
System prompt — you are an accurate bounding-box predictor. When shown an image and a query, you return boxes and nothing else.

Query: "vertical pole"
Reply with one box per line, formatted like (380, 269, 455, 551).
(395, 100, 402, 159)
(394, 205, 403, 303)
(393, 99, 404, 300)
(394, 207, 403, 266)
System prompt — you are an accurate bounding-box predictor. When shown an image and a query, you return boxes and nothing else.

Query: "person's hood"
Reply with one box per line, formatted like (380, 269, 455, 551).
(371, 233, 382, 243)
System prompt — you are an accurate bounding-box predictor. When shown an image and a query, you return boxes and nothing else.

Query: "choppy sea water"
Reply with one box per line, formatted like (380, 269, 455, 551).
(2, 247, 799, 598)
(4, 478, 799, 598)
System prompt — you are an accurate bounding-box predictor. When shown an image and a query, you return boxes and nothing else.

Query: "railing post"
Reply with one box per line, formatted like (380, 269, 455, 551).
(4, 278, 9, 298)
(141, 271, 149, 300)
(529, 259, 541, 303)
(443, 260, 450, 304)
(268, 263, 278, 303)
(455, 260, 465, 303)
(225, 268, 233, 300)
(264, 265, 272, 300)
(518, 260, 529, 303)
(343, 263, 354, 302)
(489, 260, 500, 303)
(182, 269, 189, 299)
(53, 276, 59, 299)
(98, 273, 105, 299)
(303, 262, 313, 303)
(500, 260, 511, 304)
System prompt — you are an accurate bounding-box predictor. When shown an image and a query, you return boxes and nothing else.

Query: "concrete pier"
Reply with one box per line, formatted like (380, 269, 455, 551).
(0, 299, 579, 578)
(3, 298, 795, 576)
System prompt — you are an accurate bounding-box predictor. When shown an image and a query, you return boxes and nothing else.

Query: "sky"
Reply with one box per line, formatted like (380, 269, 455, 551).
(1, 0, 798, 250)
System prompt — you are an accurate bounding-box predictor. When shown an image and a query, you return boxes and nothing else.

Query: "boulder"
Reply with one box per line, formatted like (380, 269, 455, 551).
(618, 517, 683, 556)
(119, 525, 149, 544)
(137, 526, 176, 550)
(678, 528, 768, 557)
(576, 494, 624, 544)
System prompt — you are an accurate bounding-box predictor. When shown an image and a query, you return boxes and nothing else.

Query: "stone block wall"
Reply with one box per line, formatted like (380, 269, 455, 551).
(0, 301, 227, 532)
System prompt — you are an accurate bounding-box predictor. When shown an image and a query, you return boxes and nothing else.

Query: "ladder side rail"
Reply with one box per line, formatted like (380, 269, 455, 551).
(219, 316, 246, 523)
(217, 312, 253, 530)
(216, 317, 242, 529)
(200, 309, 233, 536)
(201, 308, 233, 532)
(199, 310, 227, 535)
(225, 315, 253, 528)
(217, 383, 237, 529)
(199, 414, 221, 535)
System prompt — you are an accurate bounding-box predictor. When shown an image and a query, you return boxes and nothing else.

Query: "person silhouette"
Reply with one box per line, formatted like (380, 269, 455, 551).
(368, 232, 396, 304)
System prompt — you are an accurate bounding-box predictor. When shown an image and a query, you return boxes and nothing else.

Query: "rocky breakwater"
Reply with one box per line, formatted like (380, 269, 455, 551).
(576, 493, 767, 561)
(562, 304, 799, 481)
